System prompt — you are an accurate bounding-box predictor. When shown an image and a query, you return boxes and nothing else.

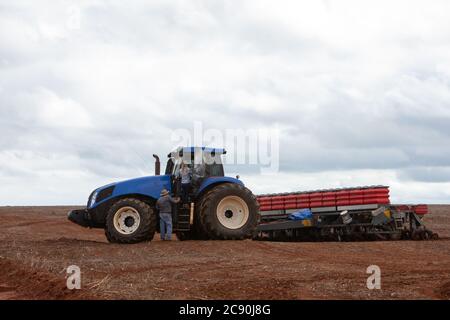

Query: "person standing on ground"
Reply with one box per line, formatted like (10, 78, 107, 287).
(155, 188, 180, 241)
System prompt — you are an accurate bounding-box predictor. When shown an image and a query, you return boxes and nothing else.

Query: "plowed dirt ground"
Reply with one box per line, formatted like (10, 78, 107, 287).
(0, 206, 449, 300)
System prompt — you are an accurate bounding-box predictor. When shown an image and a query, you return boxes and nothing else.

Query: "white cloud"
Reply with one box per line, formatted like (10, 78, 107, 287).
(34, 88, 92, 128)
(0, 0, 450, 205)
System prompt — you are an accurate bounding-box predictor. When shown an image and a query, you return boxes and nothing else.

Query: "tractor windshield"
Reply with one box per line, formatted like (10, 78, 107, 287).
(205, 162, 224, 176)
(169, 151, 224, 178)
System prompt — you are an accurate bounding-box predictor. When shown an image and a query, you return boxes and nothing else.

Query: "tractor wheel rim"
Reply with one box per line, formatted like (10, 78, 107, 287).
(113, 206, 141, 235)
(216, 196, 249, 230)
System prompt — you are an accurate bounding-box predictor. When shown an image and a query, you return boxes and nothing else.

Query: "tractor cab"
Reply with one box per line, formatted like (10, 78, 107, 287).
(164, 147, 225, 199)
(165, 146, 225, 177)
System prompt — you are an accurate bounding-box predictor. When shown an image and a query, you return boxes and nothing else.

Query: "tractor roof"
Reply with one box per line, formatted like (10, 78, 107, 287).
(168, 146, 226, 158)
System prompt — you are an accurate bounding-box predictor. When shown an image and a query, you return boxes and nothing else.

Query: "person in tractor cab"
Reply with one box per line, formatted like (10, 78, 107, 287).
(178, 162, 192, 207)
(156, 189, 180, 241)
(192, 162, 206, 194)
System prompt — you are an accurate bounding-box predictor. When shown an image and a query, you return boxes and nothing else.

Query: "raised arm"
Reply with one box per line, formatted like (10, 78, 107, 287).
(169, 196, 180, 204)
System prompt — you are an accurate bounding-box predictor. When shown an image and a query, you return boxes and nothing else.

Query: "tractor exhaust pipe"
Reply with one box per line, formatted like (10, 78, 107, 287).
(153, 154, 160, 176)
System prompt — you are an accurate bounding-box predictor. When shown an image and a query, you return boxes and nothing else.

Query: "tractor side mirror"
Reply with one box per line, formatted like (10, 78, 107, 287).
(153, 154, 160, 176)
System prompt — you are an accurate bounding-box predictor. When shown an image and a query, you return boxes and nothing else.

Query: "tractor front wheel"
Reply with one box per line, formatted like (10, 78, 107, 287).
(105, 198, 156, 244)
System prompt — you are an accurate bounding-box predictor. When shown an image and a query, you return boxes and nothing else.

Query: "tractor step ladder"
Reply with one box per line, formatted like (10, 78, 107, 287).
(176, 203, 192, 231)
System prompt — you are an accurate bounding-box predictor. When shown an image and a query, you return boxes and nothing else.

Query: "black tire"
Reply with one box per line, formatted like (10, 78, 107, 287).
(411, 230, 422, 241)
(104, 198, 156, 244)
(198, 183, 259, 240)
(193, 189, 215, 239)
(389, 232, 402, 241)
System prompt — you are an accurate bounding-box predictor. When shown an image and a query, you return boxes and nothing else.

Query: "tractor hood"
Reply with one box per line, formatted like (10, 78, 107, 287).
(88, 175, 172, 209)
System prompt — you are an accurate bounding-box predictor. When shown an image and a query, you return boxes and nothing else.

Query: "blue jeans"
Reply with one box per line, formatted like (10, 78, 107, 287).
(159, 212, 173, 240)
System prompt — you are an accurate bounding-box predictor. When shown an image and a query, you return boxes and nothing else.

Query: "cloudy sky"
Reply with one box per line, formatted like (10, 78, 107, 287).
(1, 0, 450, 205)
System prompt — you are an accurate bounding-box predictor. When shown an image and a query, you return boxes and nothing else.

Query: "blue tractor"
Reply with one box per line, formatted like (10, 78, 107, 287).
(68, 147, 259, 243)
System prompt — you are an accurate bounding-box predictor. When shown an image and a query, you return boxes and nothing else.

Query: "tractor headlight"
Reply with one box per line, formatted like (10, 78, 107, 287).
(89, 191, 98, 208)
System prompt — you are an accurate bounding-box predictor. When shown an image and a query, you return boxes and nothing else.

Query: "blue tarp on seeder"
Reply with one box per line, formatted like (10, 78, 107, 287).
(288, 208, 312, 221)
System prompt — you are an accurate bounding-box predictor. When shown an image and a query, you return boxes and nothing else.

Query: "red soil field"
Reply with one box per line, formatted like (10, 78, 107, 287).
(0, 205, 449, 300)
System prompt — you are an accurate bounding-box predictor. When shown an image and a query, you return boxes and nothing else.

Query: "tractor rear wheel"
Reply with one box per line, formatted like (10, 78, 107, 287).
(198, 183, 259, 240)
(105, 198, 156, 244)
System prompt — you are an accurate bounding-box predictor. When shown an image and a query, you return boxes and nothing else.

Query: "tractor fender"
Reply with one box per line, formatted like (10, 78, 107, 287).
(196, 177, 244, 197)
